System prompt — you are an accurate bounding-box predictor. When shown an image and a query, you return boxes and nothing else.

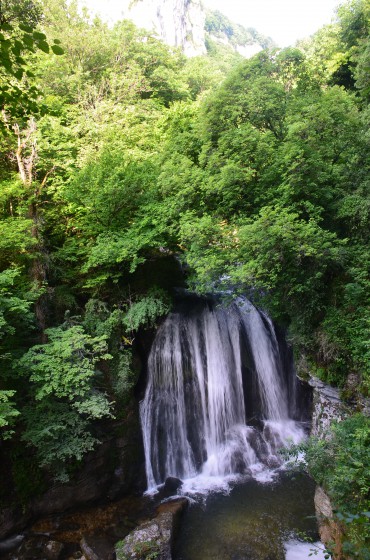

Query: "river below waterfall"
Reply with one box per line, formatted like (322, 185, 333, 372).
(174, 472, 326, 560)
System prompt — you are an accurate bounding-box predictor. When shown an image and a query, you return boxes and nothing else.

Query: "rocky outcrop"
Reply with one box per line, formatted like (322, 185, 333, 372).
(119, 0, 267, 57)
(115, 498, 188, 560)
(310, 377, 348, 559)
(121, 0, 206, 56)
(314, 486, 344, 560)
(309, 374, 370, 435)
(309, 376, 348, 438)
(80, 536, 115, 560)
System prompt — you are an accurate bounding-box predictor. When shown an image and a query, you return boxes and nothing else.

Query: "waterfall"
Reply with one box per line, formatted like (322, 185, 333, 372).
(140, 297, 306, 492)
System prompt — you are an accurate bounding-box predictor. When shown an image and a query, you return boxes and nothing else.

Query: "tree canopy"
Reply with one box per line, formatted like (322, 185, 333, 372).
(0, 1, 368, 544)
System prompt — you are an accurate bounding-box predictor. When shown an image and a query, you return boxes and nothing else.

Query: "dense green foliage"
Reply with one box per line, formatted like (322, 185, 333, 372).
(158, 32, 369, 390)
(0, 1, 368, 543)
(302, 415, 370, 558)
(0, 0, 64, 126)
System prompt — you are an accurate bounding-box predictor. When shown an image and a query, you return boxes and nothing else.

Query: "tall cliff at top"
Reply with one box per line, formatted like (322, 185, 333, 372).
(118, 0, 273, 57)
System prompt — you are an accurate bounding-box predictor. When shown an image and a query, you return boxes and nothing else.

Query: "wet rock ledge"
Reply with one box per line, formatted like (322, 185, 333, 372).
(115, 497, 188, 560)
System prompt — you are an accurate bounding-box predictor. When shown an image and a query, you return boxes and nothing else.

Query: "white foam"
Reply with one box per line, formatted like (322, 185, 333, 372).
(284, 539, 330, 560)
(180, 473, 240, 497)
(253, 469, 277, 483)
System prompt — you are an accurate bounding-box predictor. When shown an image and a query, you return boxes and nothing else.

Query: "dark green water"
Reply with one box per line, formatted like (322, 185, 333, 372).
(174, 472, 322, 560)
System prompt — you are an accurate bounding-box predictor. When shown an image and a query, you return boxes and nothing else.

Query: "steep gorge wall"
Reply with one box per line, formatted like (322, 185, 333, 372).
(119, 0, 265, 56)
(121, 0, 206, 56)
(309, 377, 348, 438)
(309, 377, 370, 559)
(309, 377, 349, 559)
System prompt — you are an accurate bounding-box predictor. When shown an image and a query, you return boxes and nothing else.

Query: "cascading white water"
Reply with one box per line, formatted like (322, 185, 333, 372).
(140, 298, 305, 492)
(238, 299, 288, 420)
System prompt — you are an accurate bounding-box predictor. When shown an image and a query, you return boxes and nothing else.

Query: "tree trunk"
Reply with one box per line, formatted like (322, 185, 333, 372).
(13, 118, 49, 342)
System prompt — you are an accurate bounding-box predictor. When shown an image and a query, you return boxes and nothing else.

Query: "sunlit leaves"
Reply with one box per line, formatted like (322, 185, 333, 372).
(16, 324, 113, 474)
(19, 325, 112, 402)
(123, 288, 170, 332)
(0, 390, 20, 431)
(0, 21, 64, 78)
(0, 9, 64, 127)
(0, 268, 34, 341)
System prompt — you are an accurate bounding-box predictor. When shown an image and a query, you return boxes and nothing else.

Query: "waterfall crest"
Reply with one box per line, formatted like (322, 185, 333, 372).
(140, 297, 306, 491)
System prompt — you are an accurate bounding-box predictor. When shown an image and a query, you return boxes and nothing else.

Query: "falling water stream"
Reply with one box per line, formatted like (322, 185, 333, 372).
(140, 297, 307, 492)
(139, 296, 325, 559)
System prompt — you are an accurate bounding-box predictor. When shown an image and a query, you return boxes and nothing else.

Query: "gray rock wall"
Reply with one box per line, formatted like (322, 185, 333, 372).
(121, 0, 207, 56)
(309, 376, 349, 438)
(309, 377, 348, 559)
(119, 0, 263, 57)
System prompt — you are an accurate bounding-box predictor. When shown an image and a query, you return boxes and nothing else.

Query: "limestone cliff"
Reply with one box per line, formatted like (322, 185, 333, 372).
(119, 0, 271, 57)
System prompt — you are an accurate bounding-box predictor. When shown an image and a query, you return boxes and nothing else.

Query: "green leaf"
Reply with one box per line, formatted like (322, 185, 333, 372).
(51, 44, 64, 56)
(11, 44, 21, 56)
(13, 69, 24, 80)
(2, 57, 12, 71)
(18, 23, 33, 33)
(32, 31, 47, 41)
(14, 39, 24, 51)
(1, 38, 11, 49)
(15, 56, 26, 66)
(22, 34, 34, 48)
(36, 40, 50, 54)
(1, 22, 13, 32)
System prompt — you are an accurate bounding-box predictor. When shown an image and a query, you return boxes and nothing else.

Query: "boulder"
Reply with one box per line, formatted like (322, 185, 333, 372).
(80, 536, 115, 560)
(157, 477, 183, 500)
(44, 540, 65, 560)
(115, 498, 188, 560)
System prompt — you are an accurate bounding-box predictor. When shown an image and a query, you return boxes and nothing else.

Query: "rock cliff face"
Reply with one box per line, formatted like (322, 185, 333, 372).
(309, 376, 348, 438)
(121, 0, 206, 56)
(309, 377, 348, 559)
(119, 0, 267, 57)
(314, 486, 344, 560)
